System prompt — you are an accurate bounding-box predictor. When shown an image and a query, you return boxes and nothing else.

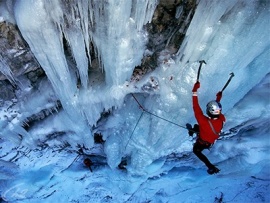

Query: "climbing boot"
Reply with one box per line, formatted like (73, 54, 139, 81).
(207, 166, 220, 175)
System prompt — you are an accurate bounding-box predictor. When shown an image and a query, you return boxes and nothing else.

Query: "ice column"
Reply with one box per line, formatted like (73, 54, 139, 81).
(13, 0, 93, 148)
(90, 0, 158, 85)
(12, 0, 158, 148)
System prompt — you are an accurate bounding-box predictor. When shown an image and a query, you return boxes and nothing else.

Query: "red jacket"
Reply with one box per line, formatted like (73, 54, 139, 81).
(192, 95, 226, 144)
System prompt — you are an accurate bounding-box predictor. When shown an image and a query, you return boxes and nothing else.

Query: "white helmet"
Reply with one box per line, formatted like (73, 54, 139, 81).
(206, 100, 222, 117)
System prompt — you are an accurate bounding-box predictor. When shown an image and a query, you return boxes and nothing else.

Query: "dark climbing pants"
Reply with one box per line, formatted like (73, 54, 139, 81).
(193, 138, 214, 169)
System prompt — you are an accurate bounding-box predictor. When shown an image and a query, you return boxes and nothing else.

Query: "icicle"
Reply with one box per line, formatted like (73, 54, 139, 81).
(132, 0, 158, 29)
(89, 0, 158, 86)
(0, 53, 16, 85)
(12, 0, 158, 149)
(77, 0, 92, 68)
(54, 0, 90, 89)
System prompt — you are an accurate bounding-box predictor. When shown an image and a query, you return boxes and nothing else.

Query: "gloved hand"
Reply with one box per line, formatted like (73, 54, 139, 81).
(192, 81, 200, 92)
(186, 123, 194, 136)
(216, 91, 222, 102)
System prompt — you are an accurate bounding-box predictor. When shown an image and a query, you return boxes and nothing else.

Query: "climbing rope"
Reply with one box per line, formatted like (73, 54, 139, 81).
(131, 93, 188, 129)
(131, 94, 232, 139)
(124, 94, 196, 151)
(124, 111, 144, 151)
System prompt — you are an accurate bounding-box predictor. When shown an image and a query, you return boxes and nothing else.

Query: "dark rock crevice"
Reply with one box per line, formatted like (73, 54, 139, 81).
(131, 0, 197, 80)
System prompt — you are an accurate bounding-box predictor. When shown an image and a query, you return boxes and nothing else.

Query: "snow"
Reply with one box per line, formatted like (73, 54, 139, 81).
(0, 0, 270, 202)
(0, 104, 269, 202)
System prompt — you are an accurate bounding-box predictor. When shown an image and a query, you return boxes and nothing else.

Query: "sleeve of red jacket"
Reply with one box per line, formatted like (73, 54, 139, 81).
(192, 94, 204, 122)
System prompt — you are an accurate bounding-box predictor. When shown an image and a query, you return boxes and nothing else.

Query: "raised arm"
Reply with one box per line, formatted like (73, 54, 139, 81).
(192, 82, 204, 120)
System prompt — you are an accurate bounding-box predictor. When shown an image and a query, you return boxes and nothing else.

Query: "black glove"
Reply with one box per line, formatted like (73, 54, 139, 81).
(186, 123, 194, 136)
(193, 124, 200, 135)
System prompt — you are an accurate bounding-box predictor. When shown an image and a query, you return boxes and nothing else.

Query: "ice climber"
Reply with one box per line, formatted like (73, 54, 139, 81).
(188, 81, 226, 174)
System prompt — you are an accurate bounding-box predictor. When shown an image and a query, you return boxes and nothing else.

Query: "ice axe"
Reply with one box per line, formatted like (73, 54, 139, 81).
(221, 72, 235, 92)
(196, 60, 207, 82)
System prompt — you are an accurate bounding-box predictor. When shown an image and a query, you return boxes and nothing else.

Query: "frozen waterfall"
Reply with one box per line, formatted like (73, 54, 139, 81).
(11, 0, 158, 150)
(0, 0, 269, 175)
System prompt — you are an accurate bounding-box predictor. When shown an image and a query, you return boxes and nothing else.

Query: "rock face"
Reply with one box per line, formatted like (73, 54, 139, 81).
(147, 0, 196, 54)
(0, 22, 44, 101)
(0, 1, 196, 133)
(133, 0, 196, 76)
(0, 22, 42, 81)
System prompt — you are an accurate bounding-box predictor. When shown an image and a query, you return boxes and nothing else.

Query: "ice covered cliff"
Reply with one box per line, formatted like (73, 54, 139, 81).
(0, 0, 269, 175)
